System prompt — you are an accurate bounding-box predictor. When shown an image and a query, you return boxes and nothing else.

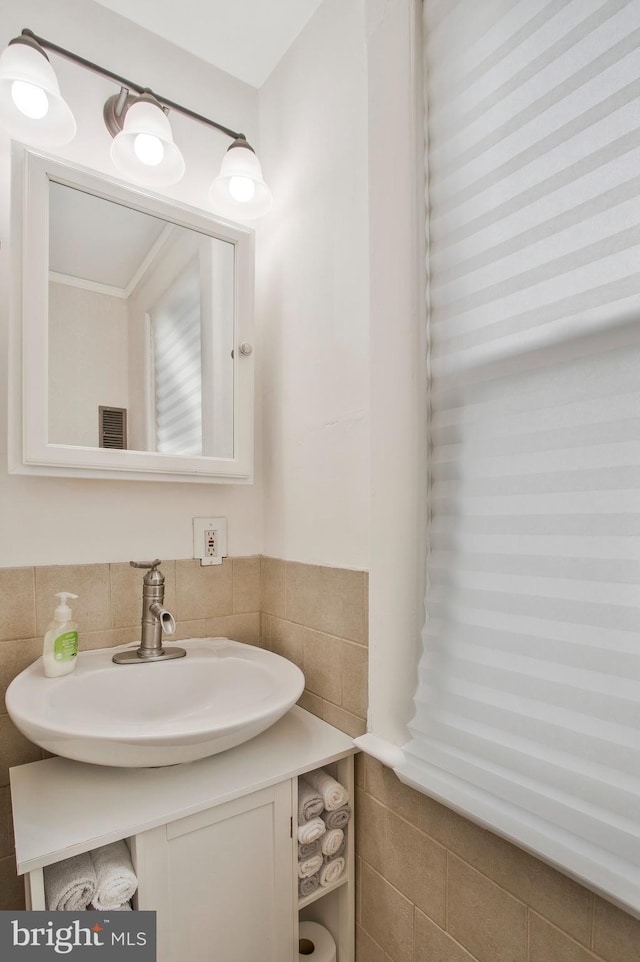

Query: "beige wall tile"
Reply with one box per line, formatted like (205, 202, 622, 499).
(270, 618, 304, 667)
(0, 855, 24, 910)
(593, 896, 640, 962)
(341, 641, 368, 718)
(172, 620, 209, 640)
(362, 570, 369, 646)
(110, 560, 176, 629)
(447, 855, 527, 962)
(363, 755, 426, 825)
(425, 806, 493, 877)
(260, 614, 271, 649)
(0, 715, 41, 788)
(491, 836, 592, 946)
(261, 557, 286, 617)
(355, 789, 387, 874)
(232, 557, 261, 613)
(205, 613, 261, 647)
(286, 562, 367, 644)
(0, 786, 13, 859)
(322, 702, 366, 738)
(360, 862, 414, 962)
(297, 690, 323, 717)
(35, 564, 111, 634)
(109, 562, 145, 630)
(415, 910, 476, 962)
(364, 756, 494, 874)
(529, 913, 600, 962)
(175, 559, 233, 620)
(0, 638, 41, 712)
(356, 924, 385, 962)
(386, 808, 447, 926)
(303, 628, 342, 704)
(81, 627, 140, 651)
(357, 788, 446, 927)
(0, 569, 35, 643)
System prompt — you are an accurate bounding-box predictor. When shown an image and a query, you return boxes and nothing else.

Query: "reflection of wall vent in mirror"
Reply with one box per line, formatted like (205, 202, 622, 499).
(99, 406, 127, 449)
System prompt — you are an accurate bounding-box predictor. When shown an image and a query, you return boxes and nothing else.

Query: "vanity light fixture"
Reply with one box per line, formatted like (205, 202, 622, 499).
(0, 28, 273, 219)
(105, 89, 186, 187)
(209, 137, 272, 220)
(0, 32, 76, 145)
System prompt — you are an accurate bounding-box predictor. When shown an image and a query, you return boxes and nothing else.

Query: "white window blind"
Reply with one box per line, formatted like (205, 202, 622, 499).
(397, 0, 640, 916)
(151, 259, 203, 457)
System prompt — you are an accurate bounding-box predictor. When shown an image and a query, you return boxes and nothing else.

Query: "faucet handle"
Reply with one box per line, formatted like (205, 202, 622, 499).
(130, 559, 162, 571)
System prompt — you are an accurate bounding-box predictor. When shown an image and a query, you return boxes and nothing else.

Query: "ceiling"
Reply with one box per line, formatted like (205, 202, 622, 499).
(92, 0, 325, 88)
(49, 182, 168, 290)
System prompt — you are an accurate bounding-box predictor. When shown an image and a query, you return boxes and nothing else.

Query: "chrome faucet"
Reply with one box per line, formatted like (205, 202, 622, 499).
(112, 560, 186, 665)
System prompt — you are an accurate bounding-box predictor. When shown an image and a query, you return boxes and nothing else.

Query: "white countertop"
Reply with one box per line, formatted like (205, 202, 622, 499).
(10, 706, 355, 875)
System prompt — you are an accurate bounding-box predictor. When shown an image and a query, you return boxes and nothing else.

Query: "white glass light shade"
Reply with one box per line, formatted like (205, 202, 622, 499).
(110, 99, 185, 187)
(209, 142, 273, 220)
(0, 42, 76, 145)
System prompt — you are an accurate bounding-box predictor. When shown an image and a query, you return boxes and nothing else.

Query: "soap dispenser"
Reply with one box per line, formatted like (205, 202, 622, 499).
(42, 592, 79, 677)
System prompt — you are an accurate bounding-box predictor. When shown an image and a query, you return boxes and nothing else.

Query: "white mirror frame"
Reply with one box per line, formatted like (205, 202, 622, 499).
(8, 147, 255, 483)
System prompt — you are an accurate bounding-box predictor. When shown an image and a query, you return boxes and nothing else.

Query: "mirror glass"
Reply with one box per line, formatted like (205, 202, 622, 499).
(47, 182, 235, 458)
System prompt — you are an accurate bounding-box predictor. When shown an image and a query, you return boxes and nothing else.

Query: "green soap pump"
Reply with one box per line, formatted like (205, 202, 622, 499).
(42, 592, 79, 678)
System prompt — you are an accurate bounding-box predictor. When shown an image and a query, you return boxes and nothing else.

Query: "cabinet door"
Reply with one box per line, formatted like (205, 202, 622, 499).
(134, 781, 295, 962)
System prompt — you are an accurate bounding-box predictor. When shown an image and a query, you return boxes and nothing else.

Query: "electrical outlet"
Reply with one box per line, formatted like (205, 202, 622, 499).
(205, 529, 217, 557)
(193, 517, 227, 566)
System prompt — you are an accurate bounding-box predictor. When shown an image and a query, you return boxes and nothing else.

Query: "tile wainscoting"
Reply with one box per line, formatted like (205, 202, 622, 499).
(1, 556, 638, 962)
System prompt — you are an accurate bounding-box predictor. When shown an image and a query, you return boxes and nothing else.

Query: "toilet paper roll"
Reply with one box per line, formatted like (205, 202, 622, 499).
(298, 921, 337, 962)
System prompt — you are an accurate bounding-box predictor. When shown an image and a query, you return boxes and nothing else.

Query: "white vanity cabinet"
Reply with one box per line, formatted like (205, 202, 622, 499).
(10, 707, 356, 962)
(133, 782, 295, 962)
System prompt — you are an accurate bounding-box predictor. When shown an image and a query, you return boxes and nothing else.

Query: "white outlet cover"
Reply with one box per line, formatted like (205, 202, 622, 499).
(193, 517, 227, 566)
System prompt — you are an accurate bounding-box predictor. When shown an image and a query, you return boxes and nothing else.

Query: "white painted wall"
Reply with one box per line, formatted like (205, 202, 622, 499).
(48, 282, 129, 447)
(257, 0, 370, 570)
(365, 0, 427, 746)
(258, 0, 425, 742)
(0, 0, 263, 566)
(1, 0, 423, 607)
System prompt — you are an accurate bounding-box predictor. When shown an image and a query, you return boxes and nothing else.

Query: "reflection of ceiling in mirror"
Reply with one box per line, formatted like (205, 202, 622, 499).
(49, 183, 169, 291)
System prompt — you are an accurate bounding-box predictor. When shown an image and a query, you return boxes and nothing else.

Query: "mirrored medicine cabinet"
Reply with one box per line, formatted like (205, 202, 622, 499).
(8, 148, 255, 482)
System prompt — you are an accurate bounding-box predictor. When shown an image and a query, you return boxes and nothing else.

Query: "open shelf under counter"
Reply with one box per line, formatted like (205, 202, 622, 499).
(295, 751, 355, 959)
(298, 873, 348, 910)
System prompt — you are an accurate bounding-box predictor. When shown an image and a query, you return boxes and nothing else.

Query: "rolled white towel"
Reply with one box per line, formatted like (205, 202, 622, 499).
(44, 852, 96, 911)
(91, 840, 137, 910)
(304, 769, 349, 811)
(298, 853, 323, 878)
(319, 855, 345, 887)
(298, 777, 324, 824)
(321, 828, 344, 857)
(297, 816, 326, 845)
(330, 837, 346, 860)
(89, 901, 132, 911)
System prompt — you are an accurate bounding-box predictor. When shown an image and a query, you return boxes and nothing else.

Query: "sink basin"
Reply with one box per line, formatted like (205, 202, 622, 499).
(6, 638, 305, 768)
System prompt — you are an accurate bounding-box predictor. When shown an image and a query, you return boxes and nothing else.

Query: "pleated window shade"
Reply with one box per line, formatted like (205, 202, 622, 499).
(399, 0, 640, 914)
(151, 262, 203, 457)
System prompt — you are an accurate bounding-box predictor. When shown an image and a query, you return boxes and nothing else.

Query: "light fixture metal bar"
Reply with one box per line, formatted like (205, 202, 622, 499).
(20, 28, 245, 143)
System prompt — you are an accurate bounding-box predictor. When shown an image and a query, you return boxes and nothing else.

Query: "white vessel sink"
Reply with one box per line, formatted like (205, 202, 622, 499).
(6, 638, 305, 768)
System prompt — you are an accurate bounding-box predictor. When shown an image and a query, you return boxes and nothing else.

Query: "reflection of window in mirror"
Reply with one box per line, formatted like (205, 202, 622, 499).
(149, 259, 203, 456)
